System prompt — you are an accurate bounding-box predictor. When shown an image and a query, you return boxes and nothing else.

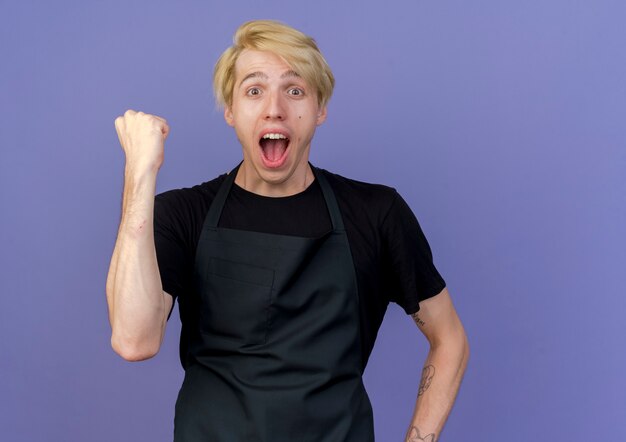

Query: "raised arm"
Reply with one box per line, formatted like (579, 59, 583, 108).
(106, 110, 173, 362)
(404, 287, 469, 442)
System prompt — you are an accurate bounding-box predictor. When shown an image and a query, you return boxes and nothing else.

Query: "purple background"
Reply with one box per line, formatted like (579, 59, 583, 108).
(1, 1, 625, 441)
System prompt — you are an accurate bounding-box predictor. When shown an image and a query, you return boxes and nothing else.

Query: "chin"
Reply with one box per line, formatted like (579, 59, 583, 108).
(256, 164, 294, 184)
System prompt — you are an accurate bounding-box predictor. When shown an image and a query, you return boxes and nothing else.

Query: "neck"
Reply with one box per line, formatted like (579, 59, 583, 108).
(234, 161, 314, 197)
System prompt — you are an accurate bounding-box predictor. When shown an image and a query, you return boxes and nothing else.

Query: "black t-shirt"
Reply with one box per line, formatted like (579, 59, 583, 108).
(154, 166, 446, 369)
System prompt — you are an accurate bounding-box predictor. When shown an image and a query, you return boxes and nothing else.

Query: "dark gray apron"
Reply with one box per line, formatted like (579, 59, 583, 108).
(174, 163, 374, 442)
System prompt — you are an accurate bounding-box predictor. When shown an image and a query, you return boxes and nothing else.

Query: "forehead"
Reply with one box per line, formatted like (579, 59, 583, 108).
(234, 49, 297, 81)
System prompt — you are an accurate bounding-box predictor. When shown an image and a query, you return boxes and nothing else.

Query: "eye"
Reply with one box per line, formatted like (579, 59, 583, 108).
(287, 87, 304, 97)
(246, 87, 261, 96)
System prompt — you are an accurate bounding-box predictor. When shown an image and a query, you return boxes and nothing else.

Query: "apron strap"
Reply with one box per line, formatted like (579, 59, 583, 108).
(203, 162, 345, 231)
(311, 165, 345, 231)
(204, 162, 241, 229)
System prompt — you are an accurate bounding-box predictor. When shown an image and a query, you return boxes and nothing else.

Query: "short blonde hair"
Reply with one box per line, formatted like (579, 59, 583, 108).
(213, 20, 335, 109)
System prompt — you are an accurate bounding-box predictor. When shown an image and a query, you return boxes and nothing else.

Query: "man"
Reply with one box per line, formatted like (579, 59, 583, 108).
(107, 20, 468, 442)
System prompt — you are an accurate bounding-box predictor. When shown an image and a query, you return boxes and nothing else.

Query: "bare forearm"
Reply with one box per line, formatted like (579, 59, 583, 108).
(404, 336, 469, 441)
(106, 168, 167, 360)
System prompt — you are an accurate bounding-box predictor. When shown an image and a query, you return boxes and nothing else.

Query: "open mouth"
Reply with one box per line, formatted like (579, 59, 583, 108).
(259, 132, 290, 165)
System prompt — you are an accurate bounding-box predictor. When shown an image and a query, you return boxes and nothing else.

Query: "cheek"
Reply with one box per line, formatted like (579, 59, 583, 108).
(234, 109, 260, 131)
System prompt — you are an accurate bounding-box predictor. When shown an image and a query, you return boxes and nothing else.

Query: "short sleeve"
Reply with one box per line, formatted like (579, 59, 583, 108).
(154, 192, 194, 318)
(381, 191, 446, 315)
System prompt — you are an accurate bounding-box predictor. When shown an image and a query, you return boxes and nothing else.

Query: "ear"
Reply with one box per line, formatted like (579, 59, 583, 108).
(224, 106, 235, 127)
(316, 105, 328, 126)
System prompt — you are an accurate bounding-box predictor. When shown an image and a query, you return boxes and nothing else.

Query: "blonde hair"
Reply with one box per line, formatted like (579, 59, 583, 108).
(213, 20, 335, 109)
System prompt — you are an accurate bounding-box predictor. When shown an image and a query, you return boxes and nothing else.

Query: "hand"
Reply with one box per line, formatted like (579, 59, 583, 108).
(114, 109, 170, 174)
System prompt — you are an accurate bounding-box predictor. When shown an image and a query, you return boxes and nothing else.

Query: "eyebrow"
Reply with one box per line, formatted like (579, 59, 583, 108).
(238, 70, 302, 87)
(281, 70, 301, 80)
(239, 72, 267, 87)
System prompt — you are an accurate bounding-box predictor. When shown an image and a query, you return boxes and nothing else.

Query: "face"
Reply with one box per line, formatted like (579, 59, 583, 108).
(224, 49, 327, 196)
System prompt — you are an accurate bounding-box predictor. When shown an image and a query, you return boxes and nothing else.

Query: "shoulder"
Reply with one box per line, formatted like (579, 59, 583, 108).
(156, 173, 227, 209)
(316, 167, 400, 223)
(317, 167, 398, 198)
(154, 173, 228, 230)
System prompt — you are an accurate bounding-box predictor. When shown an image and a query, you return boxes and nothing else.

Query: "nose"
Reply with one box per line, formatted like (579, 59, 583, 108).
(264, 90, 286, 120)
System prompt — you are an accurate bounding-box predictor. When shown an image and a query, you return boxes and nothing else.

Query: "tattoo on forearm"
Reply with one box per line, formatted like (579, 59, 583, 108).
(411, 312, 425, 327)
(418, 365, 435, 396)
(405, 426, 436, 442)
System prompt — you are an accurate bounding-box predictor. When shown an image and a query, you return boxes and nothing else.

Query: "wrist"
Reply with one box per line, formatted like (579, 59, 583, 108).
(124, 160, 160, 180)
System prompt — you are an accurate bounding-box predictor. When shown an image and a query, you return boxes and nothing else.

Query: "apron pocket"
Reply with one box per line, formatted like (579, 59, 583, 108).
(201, 257, 275, 345)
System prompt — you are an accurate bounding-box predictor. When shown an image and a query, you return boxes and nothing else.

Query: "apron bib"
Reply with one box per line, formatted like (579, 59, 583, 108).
(174, 163, 374, 442)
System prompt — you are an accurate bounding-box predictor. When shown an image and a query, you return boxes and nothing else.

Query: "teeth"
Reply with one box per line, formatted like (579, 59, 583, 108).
(262, 133, 287, 140)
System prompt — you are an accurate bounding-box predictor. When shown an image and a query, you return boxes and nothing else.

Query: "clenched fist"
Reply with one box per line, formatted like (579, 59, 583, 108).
(115, 110, 170, 174)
